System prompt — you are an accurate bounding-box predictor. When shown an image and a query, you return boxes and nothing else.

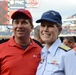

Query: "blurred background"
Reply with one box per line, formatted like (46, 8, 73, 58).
(0, 0, 76, 43)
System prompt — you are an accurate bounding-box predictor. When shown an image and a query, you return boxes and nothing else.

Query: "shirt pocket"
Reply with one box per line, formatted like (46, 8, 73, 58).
(46, 62, 59, 72)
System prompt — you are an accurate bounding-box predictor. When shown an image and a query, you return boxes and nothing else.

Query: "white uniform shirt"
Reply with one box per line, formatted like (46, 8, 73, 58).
(36, 38, 67, 75)
(63, 50, 76, 75)
(52, 49, 75, 75)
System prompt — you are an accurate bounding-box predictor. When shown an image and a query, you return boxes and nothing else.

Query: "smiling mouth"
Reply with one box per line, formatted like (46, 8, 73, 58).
(43, 33, 51, 37)
(16, 30, 24, 33)
(17, 30, 24, 32)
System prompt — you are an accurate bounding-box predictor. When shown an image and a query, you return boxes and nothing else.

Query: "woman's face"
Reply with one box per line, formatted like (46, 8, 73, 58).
(40, 21, 62, 44)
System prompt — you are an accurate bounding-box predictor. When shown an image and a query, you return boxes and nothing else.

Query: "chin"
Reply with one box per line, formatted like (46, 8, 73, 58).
(43, 39, 50, 42)
(16, 35, 24, 38)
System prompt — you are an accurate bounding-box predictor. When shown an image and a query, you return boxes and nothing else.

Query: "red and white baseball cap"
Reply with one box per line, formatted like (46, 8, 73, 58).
(11, 9, 33, 21)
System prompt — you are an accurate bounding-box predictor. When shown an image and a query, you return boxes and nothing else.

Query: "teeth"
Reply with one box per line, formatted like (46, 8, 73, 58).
(43, 34, 50, 37)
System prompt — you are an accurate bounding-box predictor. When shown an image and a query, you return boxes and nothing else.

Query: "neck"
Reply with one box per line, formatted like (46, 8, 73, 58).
(14, 37, 30, 46)
(46, 41, 54, 49)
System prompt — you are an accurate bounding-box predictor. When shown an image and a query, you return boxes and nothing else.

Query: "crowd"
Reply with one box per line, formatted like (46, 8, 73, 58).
(0, 8, 76, 75)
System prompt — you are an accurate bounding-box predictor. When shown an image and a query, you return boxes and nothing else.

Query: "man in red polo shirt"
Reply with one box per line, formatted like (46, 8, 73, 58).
(0, 9, 42, 75)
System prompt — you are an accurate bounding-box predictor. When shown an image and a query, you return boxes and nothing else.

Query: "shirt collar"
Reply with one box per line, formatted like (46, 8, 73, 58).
(8, 36, 39, 48)
(41, 38, 61, 56)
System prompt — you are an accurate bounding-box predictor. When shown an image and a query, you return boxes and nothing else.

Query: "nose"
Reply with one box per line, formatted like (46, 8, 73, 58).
(17, 22, 22, 27)
(44, 25, 48, 31)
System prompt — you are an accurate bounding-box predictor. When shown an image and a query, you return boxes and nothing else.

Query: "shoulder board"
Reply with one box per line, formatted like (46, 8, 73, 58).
(59, 44, 71, 52)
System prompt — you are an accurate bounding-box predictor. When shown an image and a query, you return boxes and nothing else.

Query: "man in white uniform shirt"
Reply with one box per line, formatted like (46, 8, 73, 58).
(36, 10, 71, 75)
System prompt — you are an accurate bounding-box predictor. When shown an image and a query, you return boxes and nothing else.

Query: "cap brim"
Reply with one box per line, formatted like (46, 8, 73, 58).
(36, 19, 42, 23)
(36, 18, 57, 23)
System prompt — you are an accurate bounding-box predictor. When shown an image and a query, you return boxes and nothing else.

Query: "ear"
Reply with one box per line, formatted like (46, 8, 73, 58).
(58, 27, 62, 34)
(31, 24, 34, 29)
(30, 25, 34, 32)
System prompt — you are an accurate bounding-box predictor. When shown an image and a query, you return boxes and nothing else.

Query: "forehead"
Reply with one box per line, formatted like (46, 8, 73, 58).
(13, 18, 28, 21)
(13, 18, 30, 22)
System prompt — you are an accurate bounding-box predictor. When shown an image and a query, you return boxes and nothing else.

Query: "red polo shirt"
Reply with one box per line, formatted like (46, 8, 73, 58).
(0, 37, 42, 75)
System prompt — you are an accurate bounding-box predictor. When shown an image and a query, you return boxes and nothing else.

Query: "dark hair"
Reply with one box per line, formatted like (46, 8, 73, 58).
(56, 23, 62, 28)
(63, 37, 75, 43)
